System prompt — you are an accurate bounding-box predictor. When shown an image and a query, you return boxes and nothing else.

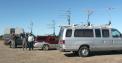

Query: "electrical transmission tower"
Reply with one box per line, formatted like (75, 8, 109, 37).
(30, 21, 33, 34)
(52, 20, 56, 36)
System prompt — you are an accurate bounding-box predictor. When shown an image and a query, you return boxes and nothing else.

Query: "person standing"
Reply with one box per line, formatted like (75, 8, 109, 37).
(10, 33, 16, 48)
(28, 33, 34, 51)
(21, 33, 28, 50)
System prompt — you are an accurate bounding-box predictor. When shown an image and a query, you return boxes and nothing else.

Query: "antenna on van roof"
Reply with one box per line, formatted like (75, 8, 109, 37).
(86, 9, 94, 26)
(66, 9, 71, 25)
(106, 7, 114, 25)
(108, 21, 111, 25)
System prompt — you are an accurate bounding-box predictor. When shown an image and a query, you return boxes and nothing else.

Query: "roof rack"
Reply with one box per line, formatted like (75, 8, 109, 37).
(60, 23, 112, 29)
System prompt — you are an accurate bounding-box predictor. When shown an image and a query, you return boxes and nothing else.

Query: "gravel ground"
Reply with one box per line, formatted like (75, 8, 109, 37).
(0, 40, 122, 63)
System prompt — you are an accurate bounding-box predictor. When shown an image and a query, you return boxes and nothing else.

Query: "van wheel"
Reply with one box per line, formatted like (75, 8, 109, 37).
(42, 45, 49, 51)
(78, 46, 90, 57)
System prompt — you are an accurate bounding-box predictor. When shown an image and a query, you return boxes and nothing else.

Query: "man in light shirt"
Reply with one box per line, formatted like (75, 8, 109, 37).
(28, 33, 34, 51)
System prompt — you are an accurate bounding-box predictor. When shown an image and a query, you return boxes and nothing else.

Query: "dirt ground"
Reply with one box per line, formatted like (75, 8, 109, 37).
(0, 40, 122, 63)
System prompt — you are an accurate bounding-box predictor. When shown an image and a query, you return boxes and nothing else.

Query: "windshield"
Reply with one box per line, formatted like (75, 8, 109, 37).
(112, 29, 121, 38)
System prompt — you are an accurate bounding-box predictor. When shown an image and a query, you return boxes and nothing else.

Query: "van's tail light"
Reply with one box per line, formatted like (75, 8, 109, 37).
(59, 40, 65, 44)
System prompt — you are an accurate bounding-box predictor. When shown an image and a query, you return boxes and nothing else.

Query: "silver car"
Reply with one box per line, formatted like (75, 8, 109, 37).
(58, 24, 122, 57)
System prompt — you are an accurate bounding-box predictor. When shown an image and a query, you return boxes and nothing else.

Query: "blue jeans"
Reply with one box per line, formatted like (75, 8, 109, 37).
(28, 41, 33, 50)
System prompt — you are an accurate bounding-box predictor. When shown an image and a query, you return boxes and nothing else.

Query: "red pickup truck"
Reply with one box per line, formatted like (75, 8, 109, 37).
(34, 36, 59, 50)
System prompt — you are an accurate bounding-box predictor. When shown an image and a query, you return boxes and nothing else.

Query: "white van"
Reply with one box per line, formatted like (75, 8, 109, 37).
(58, 24, 122, 57)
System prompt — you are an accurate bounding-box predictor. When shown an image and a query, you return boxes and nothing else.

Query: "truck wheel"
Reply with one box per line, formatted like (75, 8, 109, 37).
(78, 46, 90, 57)
(42, 45, 49, 51)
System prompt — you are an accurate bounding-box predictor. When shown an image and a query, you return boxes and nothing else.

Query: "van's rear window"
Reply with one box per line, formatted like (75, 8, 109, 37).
(66, 29, 72, 37)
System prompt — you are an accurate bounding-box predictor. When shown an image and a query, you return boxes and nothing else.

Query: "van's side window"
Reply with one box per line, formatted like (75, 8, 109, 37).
(66, 29, 72, 37)
(95, 29, 101, 37)
(74, 29, 93, 37)
(112, 29, 121, 38)
(102, 29, 109, 37)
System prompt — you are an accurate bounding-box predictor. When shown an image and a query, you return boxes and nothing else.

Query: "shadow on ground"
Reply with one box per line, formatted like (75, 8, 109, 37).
(64, 51, 122, 57)
(12, 47, 57, 51)
(37, 48, 57, 51)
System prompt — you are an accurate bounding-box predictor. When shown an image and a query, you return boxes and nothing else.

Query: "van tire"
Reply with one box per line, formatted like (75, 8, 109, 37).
(42, 45, 49, 51)
(78, 46, 90, 57)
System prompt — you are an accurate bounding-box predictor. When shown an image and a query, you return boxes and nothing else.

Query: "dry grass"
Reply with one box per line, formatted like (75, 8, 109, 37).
(0, 40, 122, 63)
